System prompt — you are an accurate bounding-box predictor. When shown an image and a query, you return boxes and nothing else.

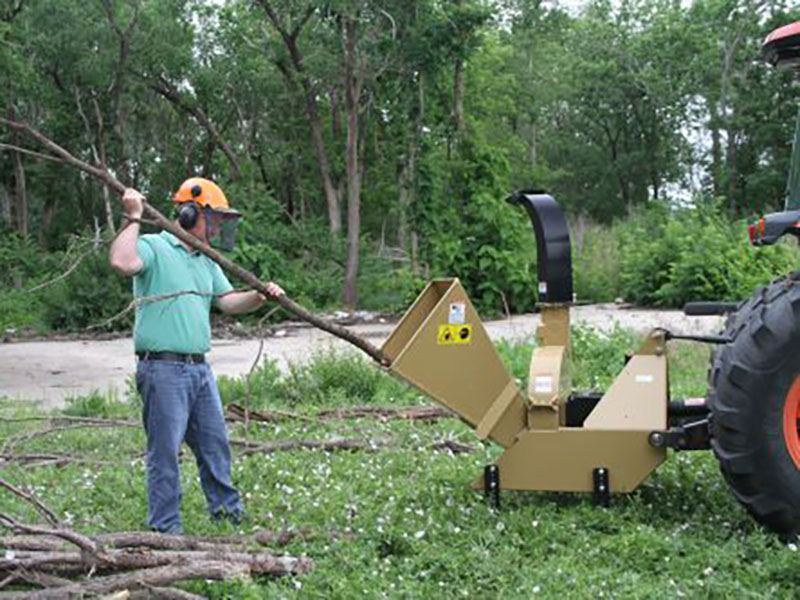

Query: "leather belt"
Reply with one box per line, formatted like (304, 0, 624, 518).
(136, 351, 205, 364)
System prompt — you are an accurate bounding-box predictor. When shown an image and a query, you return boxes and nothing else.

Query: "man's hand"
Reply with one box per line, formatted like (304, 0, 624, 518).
(122, 188, 145, 221)
(263, 281, 285, 300)
(217, 283, 285, 315)
(109, 188, 146, 276)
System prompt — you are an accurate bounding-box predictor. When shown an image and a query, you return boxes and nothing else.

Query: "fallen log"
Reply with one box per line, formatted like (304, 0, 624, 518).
(1, 530, 297, 553)
(229, 436, 475, 456)
(230, 437, 386, 456)
(0, 548, 311, 576)
(130, 586, 207, 600)
(317, 405, 453, 421)
(226, 403, 453, 424)
(0, 561, 251, 599)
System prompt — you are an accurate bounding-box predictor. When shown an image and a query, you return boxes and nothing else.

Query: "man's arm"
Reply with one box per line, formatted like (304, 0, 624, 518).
(216, 283, 285, 315)
(109, 188, 146, 276)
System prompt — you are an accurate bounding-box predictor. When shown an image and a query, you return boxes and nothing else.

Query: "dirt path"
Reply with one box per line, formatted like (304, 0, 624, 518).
(0, 305, 723, 409)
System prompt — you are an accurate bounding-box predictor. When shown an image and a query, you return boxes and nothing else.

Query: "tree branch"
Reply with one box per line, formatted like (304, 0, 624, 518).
(0, 118, 388, 365)
(146, 76, 241, 180)
(0, 480, 60, 528)
(0, 144, 63, 163)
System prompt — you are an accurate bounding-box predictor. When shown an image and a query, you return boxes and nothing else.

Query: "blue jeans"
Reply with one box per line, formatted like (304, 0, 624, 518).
(136, 359, 242, 533)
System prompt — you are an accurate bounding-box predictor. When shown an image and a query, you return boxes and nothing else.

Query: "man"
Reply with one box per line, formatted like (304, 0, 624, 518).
(109, 177, 283, 534)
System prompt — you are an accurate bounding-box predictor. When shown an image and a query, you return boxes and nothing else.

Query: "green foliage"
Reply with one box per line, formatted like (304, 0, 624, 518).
(274, 350, 418, 408)
(0, 232, 54, 332)
(355, 254, 426, 314)
(0, 231, 51, 288)
(215, 358, 284, 409)
(217, 350, 421, 412)
(619, 203, 799, 307)
(40, 245, 133, 331)
(0, 291, 46, 333)
(62, 389, 136, 419)
(572, 220, 621, 303)
(416, 137, 537, 316)
(571, 324, 638, 390)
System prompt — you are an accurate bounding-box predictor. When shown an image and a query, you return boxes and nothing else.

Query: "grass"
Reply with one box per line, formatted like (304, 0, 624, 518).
(1, 327, 798, 598)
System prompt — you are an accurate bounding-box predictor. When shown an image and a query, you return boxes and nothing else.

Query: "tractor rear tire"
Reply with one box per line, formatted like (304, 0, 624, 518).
(708, 273, 800, 537)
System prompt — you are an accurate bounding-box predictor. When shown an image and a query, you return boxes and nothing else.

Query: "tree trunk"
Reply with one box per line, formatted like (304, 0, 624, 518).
(308, 100, 343, 235)
(256, 1, 342, 235)
(342, 17, 362, 310)
(0, 182, 11, 226)
(709, 99, 722, 197)
(726, 127, 738, 215)
(12, 136, 28, 238)
(397, 153, 412, 253)
(452, 57, 465, 150)
(451, 0, 465, 150)
(39, 200, 56, 249)
(411, 230, 420, 275)
(92, 98, 117, 235)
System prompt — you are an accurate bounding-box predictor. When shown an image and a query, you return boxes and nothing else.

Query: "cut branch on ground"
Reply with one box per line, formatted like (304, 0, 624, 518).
(0, 521, 313, 597)
(225, 403, 453, 424)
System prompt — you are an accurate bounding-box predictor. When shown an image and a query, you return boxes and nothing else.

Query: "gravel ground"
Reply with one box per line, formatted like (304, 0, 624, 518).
(0, 304, 723, 409)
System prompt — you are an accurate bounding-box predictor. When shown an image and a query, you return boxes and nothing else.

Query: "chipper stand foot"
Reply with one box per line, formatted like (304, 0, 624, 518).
(592, 467, 610, 507)
(484, 464, 500, 509)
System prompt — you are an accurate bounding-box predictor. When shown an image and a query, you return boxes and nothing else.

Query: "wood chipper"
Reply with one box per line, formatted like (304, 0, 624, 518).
(380, 192, 693, 510)
(377, 21, 800, 538)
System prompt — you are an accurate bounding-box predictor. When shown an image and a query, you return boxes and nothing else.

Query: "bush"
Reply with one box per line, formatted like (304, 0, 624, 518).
(216, 350, 420, 411)
(572, 218, 621, 303)
(62, 389, 135, 419)
(356, 253, 426, 314)
(0, 231, 54, 331)
(618, 203, 798, 307)
(415, 138, 537, 316)
(40, 237, 133, 331)
(216, 358, 283, 409)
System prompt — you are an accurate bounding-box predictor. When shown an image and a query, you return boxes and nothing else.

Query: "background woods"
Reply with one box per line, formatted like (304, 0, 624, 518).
(1, 0, 799, 332)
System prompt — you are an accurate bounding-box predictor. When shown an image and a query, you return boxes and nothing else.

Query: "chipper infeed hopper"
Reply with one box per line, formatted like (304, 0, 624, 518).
(381, 192, 673, 502)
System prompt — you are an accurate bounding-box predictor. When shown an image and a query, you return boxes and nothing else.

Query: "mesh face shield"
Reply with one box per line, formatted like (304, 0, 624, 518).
(204, 208, 241, 251)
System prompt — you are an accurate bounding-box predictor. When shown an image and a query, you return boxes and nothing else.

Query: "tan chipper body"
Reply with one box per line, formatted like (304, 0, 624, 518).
(379, 192, 685, 503)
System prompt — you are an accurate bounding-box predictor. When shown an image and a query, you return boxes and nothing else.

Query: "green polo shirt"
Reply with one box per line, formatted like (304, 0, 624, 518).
(133, 231, 233, 354)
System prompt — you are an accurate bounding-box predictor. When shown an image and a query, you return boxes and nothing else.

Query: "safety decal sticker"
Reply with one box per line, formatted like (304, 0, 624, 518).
(533, 375, 554, 394)
(448, 302, 466, 325)
(437, 324, 473, 345)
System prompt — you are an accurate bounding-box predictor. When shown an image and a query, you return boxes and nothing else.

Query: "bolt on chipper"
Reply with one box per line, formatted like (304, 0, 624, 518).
(380, 192, 687, 509)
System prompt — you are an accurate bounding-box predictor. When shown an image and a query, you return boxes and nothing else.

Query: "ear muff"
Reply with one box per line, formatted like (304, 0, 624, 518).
(178, 202, 200, 229)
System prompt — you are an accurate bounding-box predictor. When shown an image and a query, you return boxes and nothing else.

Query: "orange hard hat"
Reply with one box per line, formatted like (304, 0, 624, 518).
(173, 177, 240, 215)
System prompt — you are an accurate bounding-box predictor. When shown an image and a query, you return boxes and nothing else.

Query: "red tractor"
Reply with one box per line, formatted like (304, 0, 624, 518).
(702, 21, 800, 537)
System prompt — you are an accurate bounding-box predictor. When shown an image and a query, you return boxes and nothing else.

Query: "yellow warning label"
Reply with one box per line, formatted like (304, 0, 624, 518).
(437, 324, 473, 345)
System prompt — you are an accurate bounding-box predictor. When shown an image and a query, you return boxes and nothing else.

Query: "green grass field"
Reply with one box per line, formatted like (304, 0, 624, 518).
(2, 327, 798, 598)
